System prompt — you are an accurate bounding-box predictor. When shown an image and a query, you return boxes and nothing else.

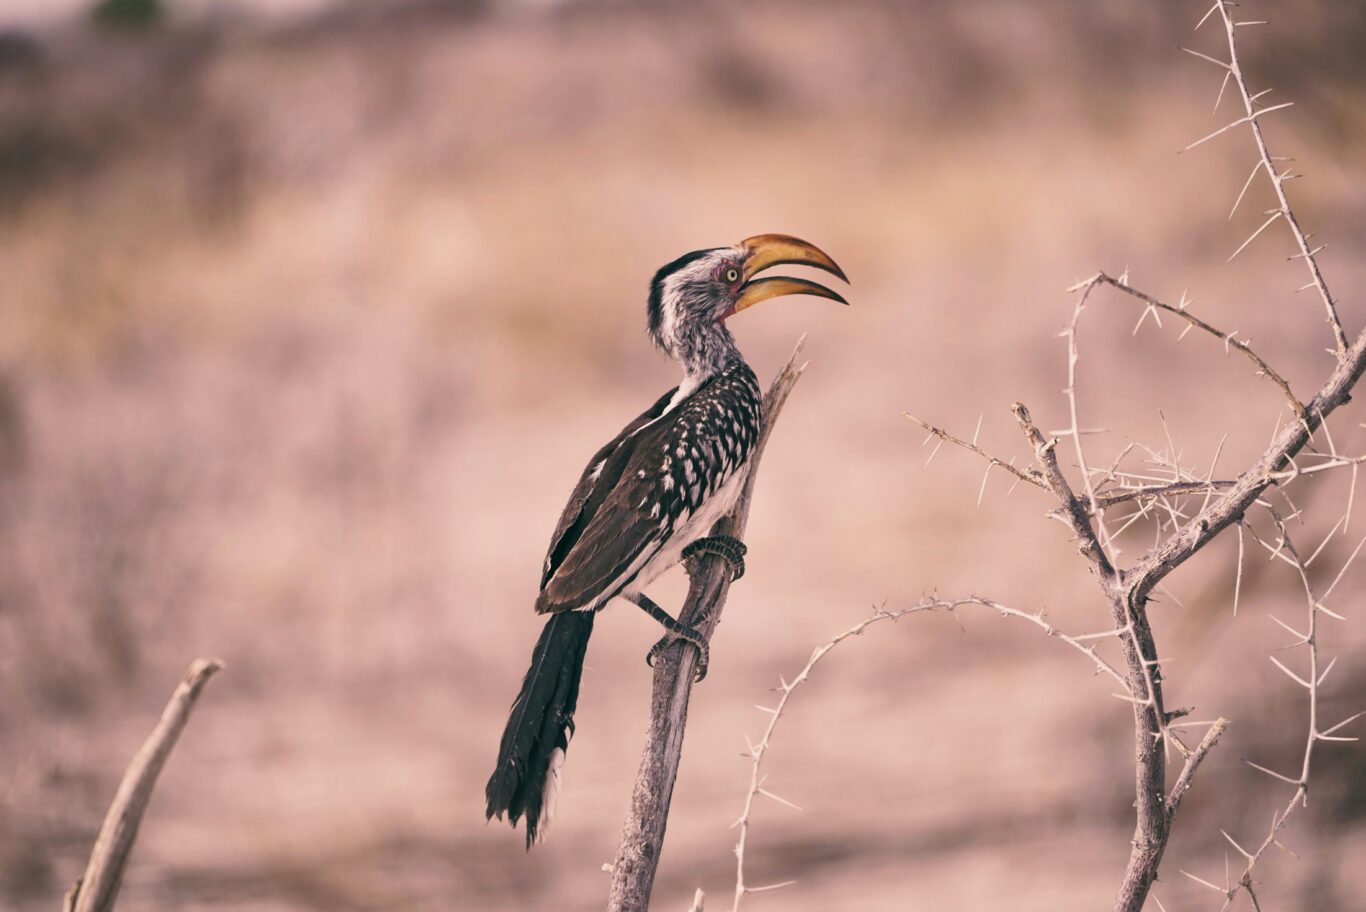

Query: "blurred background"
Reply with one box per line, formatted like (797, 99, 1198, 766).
(2, 1, 1365, 909)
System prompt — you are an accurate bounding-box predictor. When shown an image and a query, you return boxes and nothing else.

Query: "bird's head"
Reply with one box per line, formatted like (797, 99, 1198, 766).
(646, 234, 848, 367)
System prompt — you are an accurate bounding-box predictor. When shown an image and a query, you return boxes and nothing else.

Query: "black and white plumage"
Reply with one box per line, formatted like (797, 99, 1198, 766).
(485, 234, 848, 847)
(536, 361, 761, 616)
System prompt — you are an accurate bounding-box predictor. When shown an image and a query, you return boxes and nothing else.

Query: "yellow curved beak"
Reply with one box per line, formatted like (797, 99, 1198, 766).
(733, 234, 850, 314)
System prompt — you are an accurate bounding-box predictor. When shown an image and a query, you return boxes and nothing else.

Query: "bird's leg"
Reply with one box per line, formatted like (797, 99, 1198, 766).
(683, 534, 747, 582)
(625, 592, 710, 682)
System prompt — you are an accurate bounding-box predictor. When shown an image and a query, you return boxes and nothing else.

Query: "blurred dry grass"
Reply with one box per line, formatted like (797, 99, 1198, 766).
(2, 1, 1366, 909)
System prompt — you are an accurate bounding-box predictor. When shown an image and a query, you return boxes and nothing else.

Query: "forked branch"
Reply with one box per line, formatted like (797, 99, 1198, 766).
(725, 7, 1358, 911)
(896, 8, 1360, 912)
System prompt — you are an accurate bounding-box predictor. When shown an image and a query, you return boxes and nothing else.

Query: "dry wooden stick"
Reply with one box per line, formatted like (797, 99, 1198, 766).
(64, 658, 223, 912)
(605, 340, 807, 912)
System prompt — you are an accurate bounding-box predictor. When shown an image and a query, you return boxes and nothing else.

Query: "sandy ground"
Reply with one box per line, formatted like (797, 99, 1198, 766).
(2, 2, 1365, 909)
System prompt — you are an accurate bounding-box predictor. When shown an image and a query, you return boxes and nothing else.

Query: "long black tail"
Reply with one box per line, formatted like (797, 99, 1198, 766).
(485, 611, 594, 847)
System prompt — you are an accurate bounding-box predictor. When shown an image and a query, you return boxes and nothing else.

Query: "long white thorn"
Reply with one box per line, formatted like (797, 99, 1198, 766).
(1229, 159, 1266, 220)
(746, 881, 797, 894)
(1268, 655, 1312, 689)
(1181, 102, 1295, 153)
(1321, 711, 1364, 737)
(1321, 534, 1366, 601)
(1180, 869, 1226, 894)
(1228, 210, 1283, 262)
(756, 787, 803, 812)
(1222, 829, 1254, 860)
(1243, 759, 1301, 786)
(1268, 614, 1308, 643)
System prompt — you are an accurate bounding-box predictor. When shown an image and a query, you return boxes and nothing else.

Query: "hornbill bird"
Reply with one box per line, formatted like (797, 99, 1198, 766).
(485, 234, 848, 847)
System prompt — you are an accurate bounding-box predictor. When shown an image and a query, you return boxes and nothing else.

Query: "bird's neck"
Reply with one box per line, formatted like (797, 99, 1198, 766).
(674, 320, 743, 389)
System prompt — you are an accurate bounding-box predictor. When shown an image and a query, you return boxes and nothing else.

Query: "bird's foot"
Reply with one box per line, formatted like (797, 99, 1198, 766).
(646, 623, 710, 683)
(683, 535, 748, 582)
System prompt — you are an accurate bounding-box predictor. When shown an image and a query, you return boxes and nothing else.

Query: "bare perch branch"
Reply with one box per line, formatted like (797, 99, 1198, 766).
(606, 340, 807, 912)
(66, 658, 224, 912)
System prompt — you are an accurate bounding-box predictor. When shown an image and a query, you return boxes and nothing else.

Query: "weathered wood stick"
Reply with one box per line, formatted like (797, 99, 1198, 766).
(65, 658, 224, 912)
(606, 339, 807, 912)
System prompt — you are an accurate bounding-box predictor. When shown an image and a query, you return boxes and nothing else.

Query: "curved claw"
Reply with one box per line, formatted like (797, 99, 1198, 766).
(683, 535, 748, 582)
(645, 634, 709, 683)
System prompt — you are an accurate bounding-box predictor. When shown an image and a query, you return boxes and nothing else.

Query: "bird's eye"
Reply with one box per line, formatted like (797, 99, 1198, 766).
(724, 268, 740, 283)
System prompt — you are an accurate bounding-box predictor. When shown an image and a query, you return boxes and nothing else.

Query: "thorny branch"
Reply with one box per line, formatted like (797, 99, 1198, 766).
(906, 413, 1248, 513)
(1208, 0, 1348, 356)
(1011, 401, 1115, 576)
(1079, 272, 1306, 422)
(1011, 389, 1185, 912)
(1180, 514, 1363, 910)
(730, 596, 1132, 911)
(724, 5, 1361, 911)
(904, 413, 1046, 499)
(758, 5, 1363, 911)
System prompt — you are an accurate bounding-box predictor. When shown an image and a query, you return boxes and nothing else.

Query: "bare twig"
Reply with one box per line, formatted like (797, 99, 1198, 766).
(904, 413, 1046, 493)
(1086, 272, 1306, 421)
(66, 659, 223, 912)
(1203, 515, 1361, 910)
(1062, 282, 1117, 557)
(1166, 718, 1230, 820)
(1085, 9, 1358, 907)
(1011, 402, 1114, 576)
(910, 413, 1246, 514)
(1127, 308, 1366, 608)
(1212, 0, 1348, 356)
(731, 596, 1131, 910)
(1094, 479, 1237, 508)
(606, 340, 807, 912)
